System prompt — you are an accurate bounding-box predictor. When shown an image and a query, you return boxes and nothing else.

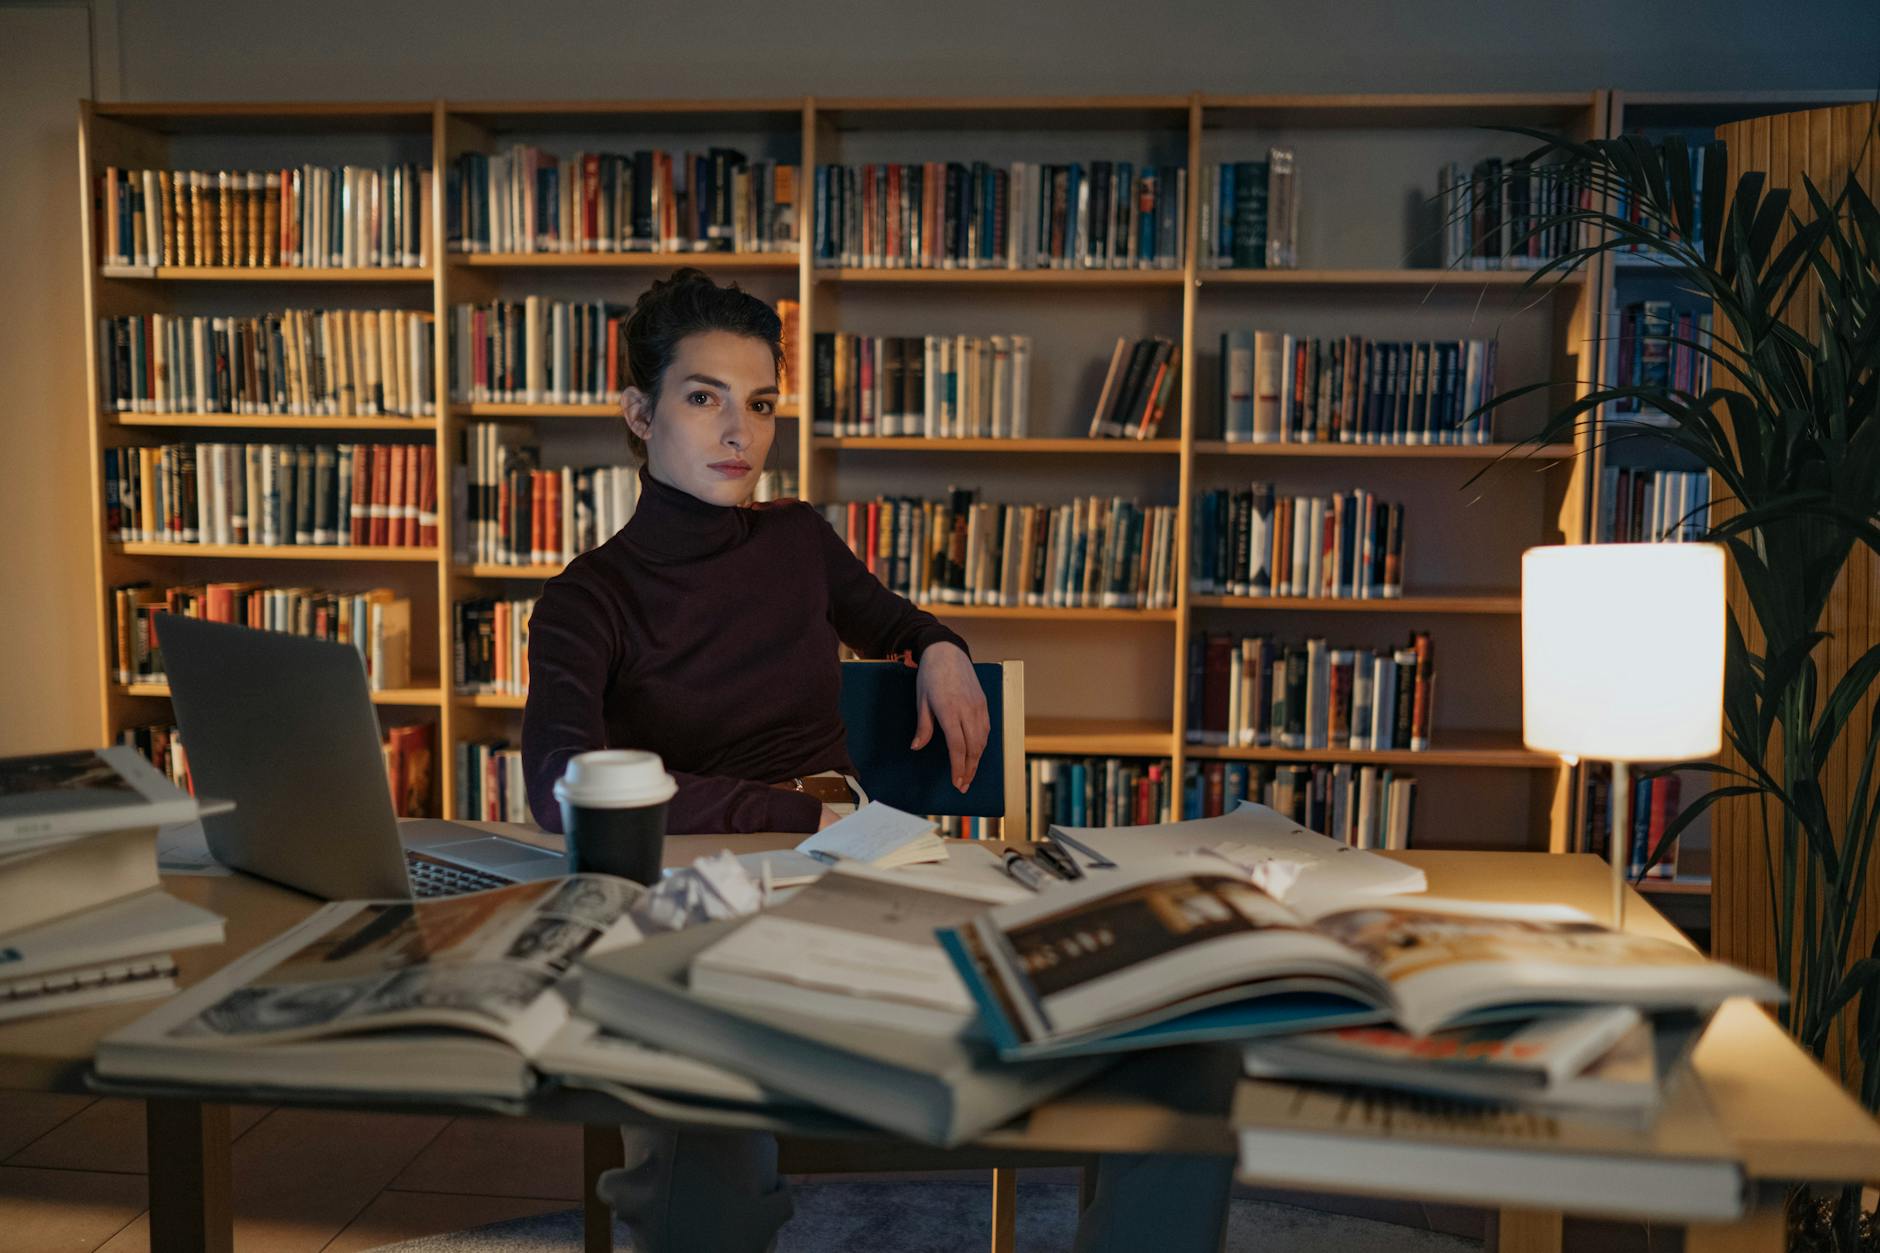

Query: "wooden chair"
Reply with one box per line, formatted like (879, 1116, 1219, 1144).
(580, 659, 1059, 1253)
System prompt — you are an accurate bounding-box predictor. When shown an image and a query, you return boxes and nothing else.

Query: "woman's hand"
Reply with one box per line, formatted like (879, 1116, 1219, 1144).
(818, 805, 843, 830)
(912, 642, 990, 792)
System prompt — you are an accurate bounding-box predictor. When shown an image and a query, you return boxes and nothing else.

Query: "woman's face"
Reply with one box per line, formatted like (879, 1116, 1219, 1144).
(623, 330, 779, 507)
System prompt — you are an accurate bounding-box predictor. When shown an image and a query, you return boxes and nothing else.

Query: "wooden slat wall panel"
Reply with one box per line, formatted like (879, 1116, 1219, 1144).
(1711, 104, 1878, 1087)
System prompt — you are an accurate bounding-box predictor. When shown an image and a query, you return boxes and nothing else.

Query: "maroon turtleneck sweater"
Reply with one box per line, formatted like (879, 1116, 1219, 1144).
(522, 471, 968, 835)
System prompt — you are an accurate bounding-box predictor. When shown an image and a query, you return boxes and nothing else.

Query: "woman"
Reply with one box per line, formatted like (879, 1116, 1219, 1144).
(522, 268, 990, 836)
(521, 270, 1232, 1253)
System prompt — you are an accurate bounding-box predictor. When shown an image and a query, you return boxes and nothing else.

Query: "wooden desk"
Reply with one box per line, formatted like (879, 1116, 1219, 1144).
(3, 845, 1875, 1253)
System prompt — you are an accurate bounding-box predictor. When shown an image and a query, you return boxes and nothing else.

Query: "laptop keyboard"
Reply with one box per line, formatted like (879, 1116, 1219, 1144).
(405, 850, 515, 898)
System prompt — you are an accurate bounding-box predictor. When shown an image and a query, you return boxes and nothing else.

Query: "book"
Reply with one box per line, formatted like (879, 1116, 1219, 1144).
(1192, 486, 1406, 599)
(813, 332, 1032, 438)
(736, 802, 945, 888)
(690, 863, 989, 1035)
(1213, 334, 1496, 445)
(577, 919, 1107, 1145)
(112, 585, 414, 691)
(0, 745, 201, 852)
(1241, 1011, 1704, 1118)
(1028, 756, 1178, 838)
(937, 855, 1779, 1060)
(0, 890, 225, 1024)
(97, 876, 645, 1100)
(1185, 632, 1435, 754)
(1232, 1068, 1744, 1221)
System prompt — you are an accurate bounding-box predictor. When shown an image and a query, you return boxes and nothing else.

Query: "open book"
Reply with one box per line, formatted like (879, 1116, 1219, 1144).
(937, 858, 1782, 1061)
(98, 877, 652, 1099)
(735, 803, 944, 888)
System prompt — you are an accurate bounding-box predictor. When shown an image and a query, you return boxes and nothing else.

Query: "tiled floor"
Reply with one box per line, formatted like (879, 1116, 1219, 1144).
(0, 1090, 1673, 1252)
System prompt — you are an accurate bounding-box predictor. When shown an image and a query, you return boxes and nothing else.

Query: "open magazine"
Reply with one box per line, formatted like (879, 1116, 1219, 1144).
(96, 876, 745, 1100)
(936, 858, 1782, 1061)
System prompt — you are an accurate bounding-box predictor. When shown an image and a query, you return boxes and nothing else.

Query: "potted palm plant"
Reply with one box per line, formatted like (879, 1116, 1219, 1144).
(1472, 117, 1880, 1250)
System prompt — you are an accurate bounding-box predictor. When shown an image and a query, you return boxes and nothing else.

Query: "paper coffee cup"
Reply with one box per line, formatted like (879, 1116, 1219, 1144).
(554, 750, 676, 884)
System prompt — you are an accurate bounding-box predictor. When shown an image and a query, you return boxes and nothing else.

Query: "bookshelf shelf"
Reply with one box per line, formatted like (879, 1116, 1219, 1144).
(1026, 717, 1174, 756)
(114, 542, 441, 562)
(459, 562, 566, 579)
(1190, 441, 1577, 460)
(112, 413, 437, 431)
(120, 681, 445, 707)
(1190, 591, 1522, 615)
(452, 252, 798, 271)
(99, 265, 433, 283)
(814, 437, 1180, 455)
(79, 91, 1619, 846)
(1637, 877, 1712, 897)
(1186, 732, 1552, 769)
(815, 268, 1183, 287)
(926, 605, 1178, 623)
(1196, 268, 1585, 289)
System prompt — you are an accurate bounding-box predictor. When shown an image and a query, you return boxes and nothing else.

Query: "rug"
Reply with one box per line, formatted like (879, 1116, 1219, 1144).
(371, 1179, 1482, 1251)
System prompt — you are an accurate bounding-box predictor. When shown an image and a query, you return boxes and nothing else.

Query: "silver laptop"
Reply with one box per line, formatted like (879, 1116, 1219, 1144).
(154, 612, 565, 899)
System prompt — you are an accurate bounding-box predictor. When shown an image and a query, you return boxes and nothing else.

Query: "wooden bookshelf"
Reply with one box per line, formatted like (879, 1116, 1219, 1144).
(79, 91, 1631, 848)
(121, 681, 445, 707)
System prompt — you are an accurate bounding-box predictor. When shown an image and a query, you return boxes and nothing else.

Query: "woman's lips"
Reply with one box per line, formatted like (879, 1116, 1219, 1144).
(709, 461, 751, 478)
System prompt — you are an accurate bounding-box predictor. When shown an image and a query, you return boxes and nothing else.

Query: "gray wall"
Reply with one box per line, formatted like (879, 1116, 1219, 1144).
(110, 0, 1880, 101)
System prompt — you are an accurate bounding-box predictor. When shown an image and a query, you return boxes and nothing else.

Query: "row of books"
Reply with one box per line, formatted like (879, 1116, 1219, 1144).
(110, 584, 412, 691)
(1184, 759, 1418, 850)
(1437, 158, 1585, 271)
(811, 333, 1033, 439)
(1611, 139, 1723, 257)
(1187, 632, 1437, 752)
(447, 297, 800, 407)
(1584, 765, 1684, 879)
(820, 493, 1181, 611)
(1613, 301, 1713, 406)
(458, 740, 529, 824)
(1192, 486, 1407, 599)
(1220, 333, 1500, 444)
(811, 161, 1187, 270)
(1596, 468, 1709, 544)
(1086, 336, 1181, 440)
(1195, 152, 1299, 269)
(103, 441, 439, 548)
(98, 164, 431, 270)
(446, 147, 799, 255)
(100, 309, 438, 418)
(454, 596, 534, 697)
(1027, 756, 1178, 839)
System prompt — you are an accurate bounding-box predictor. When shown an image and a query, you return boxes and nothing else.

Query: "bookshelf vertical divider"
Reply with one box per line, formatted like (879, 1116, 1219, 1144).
(1168, 94, 1204, 796)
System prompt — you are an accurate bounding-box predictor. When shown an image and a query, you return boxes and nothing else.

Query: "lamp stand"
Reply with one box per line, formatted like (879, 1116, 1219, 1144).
(1608, 760, 1630, 929)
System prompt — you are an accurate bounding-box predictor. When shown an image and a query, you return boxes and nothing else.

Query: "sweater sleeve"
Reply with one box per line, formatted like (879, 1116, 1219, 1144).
(811, 507, 970, 661)
(522, 578, 826, 836)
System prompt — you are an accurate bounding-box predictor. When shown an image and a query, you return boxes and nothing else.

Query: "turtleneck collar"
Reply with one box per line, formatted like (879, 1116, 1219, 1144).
(620, 467, 753, 563)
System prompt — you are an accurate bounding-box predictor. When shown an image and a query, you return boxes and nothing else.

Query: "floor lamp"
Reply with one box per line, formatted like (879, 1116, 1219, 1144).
(1521, 544, 1726, 927)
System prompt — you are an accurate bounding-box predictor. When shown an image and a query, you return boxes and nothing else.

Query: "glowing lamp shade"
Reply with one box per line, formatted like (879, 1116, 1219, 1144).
(1522, 544, 1726, 763)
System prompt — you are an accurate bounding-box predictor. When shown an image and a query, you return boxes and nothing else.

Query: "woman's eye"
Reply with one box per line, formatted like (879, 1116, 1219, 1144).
(751, 400, 773, 416)
(688, 391, 715, 406)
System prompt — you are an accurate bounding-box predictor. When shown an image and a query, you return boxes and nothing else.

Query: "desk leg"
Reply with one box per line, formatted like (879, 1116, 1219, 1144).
(582, 1124, 624, 1253)
(1685, 1186, 1788, 1253)
(145, 1098, 230, 1253)
(1496, 1207, 1563, 1253)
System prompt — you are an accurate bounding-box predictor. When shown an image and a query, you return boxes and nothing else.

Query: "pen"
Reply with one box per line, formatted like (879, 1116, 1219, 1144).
(1032, 841, 1083, 881)
(805, 849, 840, 866)
(1047, 828, 1116, 869)
(1001, 848, 1048, 892)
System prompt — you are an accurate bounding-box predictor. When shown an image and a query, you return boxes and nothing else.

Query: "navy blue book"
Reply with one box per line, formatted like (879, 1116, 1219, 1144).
(839, 661, 1006, 820)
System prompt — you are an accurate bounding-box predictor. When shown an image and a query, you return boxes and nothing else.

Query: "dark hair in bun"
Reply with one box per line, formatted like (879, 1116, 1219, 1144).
(621, 268, 783, 460)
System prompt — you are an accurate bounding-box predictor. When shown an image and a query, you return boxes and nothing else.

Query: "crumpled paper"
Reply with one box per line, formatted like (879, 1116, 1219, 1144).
(627, 850, 768, 934)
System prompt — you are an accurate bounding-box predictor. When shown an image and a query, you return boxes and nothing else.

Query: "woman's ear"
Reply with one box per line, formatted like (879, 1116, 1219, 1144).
(622, 386, 652, 441)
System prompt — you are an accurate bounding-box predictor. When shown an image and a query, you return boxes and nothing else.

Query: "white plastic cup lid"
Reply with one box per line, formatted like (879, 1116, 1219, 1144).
(553, 750, 677, 809)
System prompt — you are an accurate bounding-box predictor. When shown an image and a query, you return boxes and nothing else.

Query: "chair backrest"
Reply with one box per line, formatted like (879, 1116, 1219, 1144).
(838, 659, 1027, 840)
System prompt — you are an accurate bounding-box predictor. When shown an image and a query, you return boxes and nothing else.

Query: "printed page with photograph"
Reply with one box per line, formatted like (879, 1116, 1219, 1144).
(97, 876, 645, 1098)
(940, 860, 1782, 1059)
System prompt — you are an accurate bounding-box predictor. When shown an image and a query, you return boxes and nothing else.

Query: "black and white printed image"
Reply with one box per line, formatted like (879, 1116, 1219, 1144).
(504, 916, 602, 974)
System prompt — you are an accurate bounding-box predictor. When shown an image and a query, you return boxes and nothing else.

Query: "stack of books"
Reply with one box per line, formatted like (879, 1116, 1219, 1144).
(0, 747, 224, 1024)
